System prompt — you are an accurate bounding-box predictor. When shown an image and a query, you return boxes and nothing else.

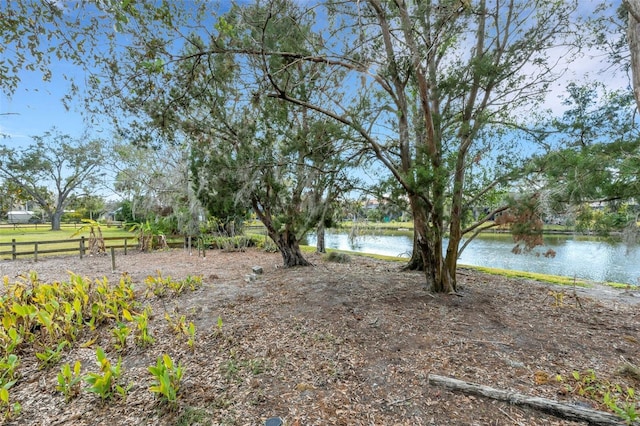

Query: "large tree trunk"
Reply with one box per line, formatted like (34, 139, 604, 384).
(410, 195, 455, 293)
(252, 198, 311, 268)
(402, 231, 424, 271)
(275, 230, 312, 267)
(50, 210, 63, 231)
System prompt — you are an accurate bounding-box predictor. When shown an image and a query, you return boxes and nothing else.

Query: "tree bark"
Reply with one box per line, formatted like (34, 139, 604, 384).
(410, 195, 455, 293)
(428, 374, 631, 426)
(316, 222, 326, 253)
(401, 231, 424, 271)
(626, 0, 640, 112)
(252, 198, 311, 268)
(276, 231, 312, 267)
(51, 210, 63, 231)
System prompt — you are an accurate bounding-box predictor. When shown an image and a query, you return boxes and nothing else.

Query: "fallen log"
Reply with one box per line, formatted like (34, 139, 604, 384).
(428, 374, 634, 426)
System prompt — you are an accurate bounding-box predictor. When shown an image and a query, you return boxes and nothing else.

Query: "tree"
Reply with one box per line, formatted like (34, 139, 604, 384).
(90, 1, 361, 267)
(66, 194, 106, 220)
(0, 129, 105, 230)
(205, 0, 577, 292)
(79, 0, 579, 289)
(530, 83, 640, 238)
(535, 83, 639, 202)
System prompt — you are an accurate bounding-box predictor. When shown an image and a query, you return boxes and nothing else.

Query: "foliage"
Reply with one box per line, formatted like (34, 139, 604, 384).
(83, 347, 130, 401)
(575, 203, 639, 236)
(0, 380, 21, 421)
(35, 341, 69, 369)
(201, 235, 258, 252)
(56, 361, 83, 402)
(604, 389, 638, 425)
(161, 0, 576, 291)
(144, 273, 203, 298)
(129, 220, 167, 252)
(531, 84, 640, 232)
(65, 195, 106, 221)
(0, 262, 209, 419)
(554, 369, 639, 424)
(324, 252, 351, 264)
(84, 0, 363, 268)
(132, 308, 154, 347)
(111, 322, 131, 352)
(148, 354, 183, 406)
(0, 129, 106, 231)
(108, 135, 207, 238)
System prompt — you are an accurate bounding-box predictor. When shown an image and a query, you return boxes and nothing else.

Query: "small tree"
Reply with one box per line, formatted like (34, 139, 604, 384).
(0, 129, 106, 230)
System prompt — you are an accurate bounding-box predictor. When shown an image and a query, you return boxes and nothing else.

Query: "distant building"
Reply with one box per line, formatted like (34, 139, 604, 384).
(7, 211, 35, 224)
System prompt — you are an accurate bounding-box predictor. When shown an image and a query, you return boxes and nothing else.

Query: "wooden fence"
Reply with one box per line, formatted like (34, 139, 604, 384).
(0, 236, 138, 261)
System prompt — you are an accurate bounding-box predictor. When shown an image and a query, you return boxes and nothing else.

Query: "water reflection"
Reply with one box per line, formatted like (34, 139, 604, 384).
(305, 231, 639, 285)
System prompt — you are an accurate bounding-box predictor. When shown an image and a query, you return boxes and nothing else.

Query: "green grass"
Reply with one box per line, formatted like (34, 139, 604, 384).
(0, 224, 135, 260)
(336, 220, 413, 230)
(464, 265, 592, 287)
(304, 245, 634, 289)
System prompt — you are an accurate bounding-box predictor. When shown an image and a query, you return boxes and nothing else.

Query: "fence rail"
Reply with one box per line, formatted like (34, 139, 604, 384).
(0, 236, 138, 261)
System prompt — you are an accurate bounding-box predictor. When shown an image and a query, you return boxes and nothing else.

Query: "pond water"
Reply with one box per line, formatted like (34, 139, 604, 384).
(305, 231, 640, 285)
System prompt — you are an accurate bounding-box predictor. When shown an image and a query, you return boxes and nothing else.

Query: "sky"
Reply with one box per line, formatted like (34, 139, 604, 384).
(0, 0, 631, 149)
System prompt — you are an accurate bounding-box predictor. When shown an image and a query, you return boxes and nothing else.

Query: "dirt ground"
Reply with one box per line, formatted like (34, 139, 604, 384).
(1, 248, 639, 426)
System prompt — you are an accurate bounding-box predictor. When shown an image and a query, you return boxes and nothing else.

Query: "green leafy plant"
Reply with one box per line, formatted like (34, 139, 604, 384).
(0, 354, 20, 386)
(0, 327, 23, 355)
(132, 308, 154, 347)
(148, 354, 184, 407)
(83, 347, 130, 401)
(164, 313, 188, 335)
(219, 358, 239, 381)
(129, 220, 167, 252)
(145, 273, 204, 298)
(183, 275, 203, 291)
(56, 361, 82, 402)
(35, 341, 68, 369)
(216, 316, 223, 334)
(604, 389, 638, 425)
(70, 219, 106, 255)
(111, 322, 130, 352)
(0, 381, 21, 421)
(144, 272, 170, 298)
(324, 251, 351, 263)
(555, 369, 639, 423)
(186, 321, 196, 351)
(164, 314, 197, 351)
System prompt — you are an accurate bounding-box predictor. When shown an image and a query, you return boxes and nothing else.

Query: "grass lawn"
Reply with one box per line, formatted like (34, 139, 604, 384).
(0, 224, 135, 259)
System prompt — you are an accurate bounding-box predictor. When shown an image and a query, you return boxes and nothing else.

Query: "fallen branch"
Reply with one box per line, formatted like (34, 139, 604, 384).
(428, 374, 633, 425)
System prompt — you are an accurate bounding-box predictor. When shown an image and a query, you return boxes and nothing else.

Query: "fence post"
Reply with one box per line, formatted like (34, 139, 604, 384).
(80, 236, 85, 259)
(124, 239, 128, 255)
(34, 242, 38, 262)
(111, 247, 116, 273)
(11, 239, 16, 261)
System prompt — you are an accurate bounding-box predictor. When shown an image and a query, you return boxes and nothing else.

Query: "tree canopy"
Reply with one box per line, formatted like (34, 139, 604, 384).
(88, 0, 363, 266)
(2, 0, 638, 291)
(0, 129, 106, 230)
(75, 0, 583, 289)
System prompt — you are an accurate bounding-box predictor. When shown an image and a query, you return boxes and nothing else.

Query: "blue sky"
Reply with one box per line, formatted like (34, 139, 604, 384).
(0, 0, 630, 149)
